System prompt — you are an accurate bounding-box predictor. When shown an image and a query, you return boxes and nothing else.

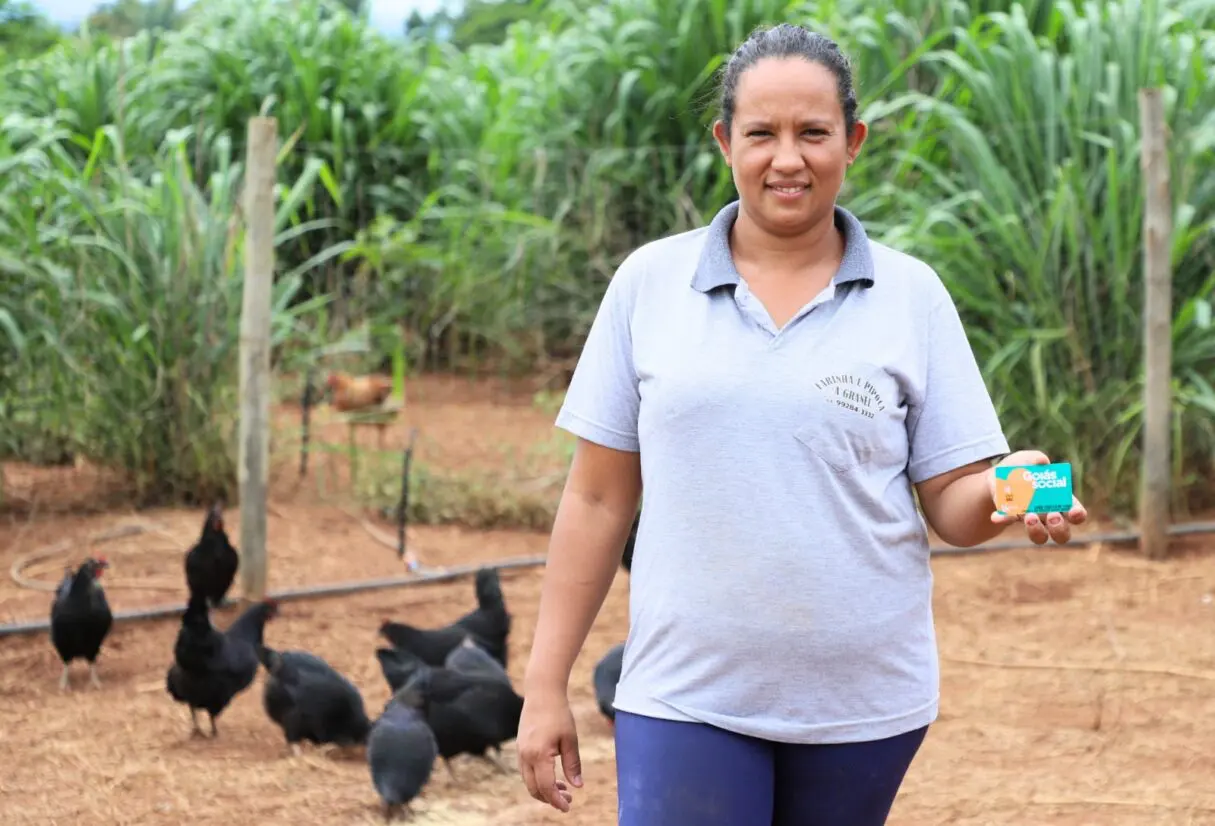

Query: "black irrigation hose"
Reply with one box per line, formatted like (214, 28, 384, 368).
(3, 521, 1214, 640)
(0, 555, 551, 638)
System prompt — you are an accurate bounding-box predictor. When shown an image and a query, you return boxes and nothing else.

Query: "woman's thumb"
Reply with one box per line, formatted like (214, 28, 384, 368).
(560, 732, 583, 788)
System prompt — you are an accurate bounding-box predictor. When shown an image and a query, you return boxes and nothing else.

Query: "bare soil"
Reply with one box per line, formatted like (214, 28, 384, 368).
(2, 374, 1215, 825)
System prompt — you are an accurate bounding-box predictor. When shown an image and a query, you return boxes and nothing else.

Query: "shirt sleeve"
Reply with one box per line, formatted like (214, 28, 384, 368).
(553, 252, 643, 453)
(906, 289, 1010, 483)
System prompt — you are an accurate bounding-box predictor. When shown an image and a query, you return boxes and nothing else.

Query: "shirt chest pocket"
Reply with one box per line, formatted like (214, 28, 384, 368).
(794, 367, 906, 472)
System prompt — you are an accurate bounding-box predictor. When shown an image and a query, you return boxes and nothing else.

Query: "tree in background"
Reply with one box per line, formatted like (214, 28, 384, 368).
(86, 0, 182, 39)
(406, 0, 568, 47)
(0, 0, 62, 60)
(448, 0, 546, 47)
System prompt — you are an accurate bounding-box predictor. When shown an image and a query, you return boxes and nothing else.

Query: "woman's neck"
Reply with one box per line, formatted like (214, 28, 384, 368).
(729, 204, 844, 275)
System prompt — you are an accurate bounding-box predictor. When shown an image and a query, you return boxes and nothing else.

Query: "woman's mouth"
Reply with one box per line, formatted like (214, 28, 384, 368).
(766, 183, 809, 200)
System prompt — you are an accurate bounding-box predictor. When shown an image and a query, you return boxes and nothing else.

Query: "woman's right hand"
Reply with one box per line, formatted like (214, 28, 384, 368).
(517, 686, 583, 812)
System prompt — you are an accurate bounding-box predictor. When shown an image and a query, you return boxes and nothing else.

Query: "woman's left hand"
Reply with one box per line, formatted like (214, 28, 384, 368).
(988, 450, 1088, 545)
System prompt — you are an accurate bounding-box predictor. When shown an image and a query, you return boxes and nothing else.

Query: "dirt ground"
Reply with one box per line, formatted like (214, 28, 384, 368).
(3, 374, 1215, 825)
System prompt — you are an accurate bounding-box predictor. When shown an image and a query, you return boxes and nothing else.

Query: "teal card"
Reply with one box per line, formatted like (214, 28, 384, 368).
(994, 462, 1074, 516)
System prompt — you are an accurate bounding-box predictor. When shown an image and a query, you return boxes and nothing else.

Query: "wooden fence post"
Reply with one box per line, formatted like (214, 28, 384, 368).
(239, 116, 278, 600)
(1137, 88, 1173, 561)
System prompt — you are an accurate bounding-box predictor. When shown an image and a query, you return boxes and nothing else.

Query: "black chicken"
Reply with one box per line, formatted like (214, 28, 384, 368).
(593, 643, 625, 723)
(375, 647, 427, 695)
(260, 646, 372, 756)
(444, 636, 511, 687)
(368, 685, 438, 822)
(377, 619, 486, 668)
(379, 567, 511, 668)
(49, 557, 113, 691)
(375, 646, 523, 781)
(184, 503, 239, 608)
(451, 567, 511, 667)
(165, 594, 277, 738)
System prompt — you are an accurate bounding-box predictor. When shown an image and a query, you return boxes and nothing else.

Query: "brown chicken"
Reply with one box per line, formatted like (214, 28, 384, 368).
(322, 371, 398, 456)
(324, 372, 395, 412)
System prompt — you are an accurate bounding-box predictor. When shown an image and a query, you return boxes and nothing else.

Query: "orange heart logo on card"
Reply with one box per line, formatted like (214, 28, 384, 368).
(996, 468, 1036, 515)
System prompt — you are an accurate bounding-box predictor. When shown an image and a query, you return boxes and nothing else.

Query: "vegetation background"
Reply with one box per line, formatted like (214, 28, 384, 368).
(1, 0, 1211, 521)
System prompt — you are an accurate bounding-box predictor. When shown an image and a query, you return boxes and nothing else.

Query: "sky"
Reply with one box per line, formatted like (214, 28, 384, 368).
(30, 0, 449, 34)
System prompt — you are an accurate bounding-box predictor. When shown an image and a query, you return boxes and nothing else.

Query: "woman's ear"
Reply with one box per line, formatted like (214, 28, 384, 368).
(846, 120, 868, 166)
(712, 120, 732, 167)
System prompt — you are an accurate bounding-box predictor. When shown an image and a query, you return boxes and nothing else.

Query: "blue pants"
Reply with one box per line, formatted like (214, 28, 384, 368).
(615, 711, 927, 826)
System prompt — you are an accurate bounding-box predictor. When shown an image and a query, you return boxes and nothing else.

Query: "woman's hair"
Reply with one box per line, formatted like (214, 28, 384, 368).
(717, 23, 858, 136)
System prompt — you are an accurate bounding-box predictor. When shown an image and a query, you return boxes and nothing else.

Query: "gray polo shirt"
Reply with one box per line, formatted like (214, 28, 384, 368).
(555, 199, 1009, 744)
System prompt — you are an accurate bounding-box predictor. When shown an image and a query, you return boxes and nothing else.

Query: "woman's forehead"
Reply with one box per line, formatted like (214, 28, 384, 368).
(733, 58, 841, 120)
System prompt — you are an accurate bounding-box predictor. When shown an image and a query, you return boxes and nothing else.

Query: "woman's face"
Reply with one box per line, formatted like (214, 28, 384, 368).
(712, 57, 867, 239)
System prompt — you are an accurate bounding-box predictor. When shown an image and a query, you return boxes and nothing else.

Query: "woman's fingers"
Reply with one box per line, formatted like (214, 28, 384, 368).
(520, 753, 543, 802)
(1067, 495, 1088, 525)
(1043, 511, 1072, 544)
(560, 732, 584, 789)
(1022, 512, 1050, 545)
(521, 747, 573, 811)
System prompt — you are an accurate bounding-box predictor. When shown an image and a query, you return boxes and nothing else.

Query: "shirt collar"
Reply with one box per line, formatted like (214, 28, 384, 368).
(690, 199, 877, 293)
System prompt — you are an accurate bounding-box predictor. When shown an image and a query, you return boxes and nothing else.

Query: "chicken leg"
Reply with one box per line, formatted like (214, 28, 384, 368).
(88, 662, 102, 690)
(383, 801, 414, 822)
(480, 753, 511, 775)
(208, 712, 219, 738)
(58, 664, 71, 692)
(187, 708, 206, 739)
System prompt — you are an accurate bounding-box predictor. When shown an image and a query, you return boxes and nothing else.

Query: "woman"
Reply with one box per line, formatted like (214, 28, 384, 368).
(516, 22, 1088, 826)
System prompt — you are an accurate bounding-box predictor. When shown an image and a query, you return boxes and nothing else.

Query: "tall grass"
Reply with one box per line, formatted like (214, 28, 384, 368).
(0, 0, 1211, 513)
(0, 109, 343, 503)
(884, 0, 1215, 507)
